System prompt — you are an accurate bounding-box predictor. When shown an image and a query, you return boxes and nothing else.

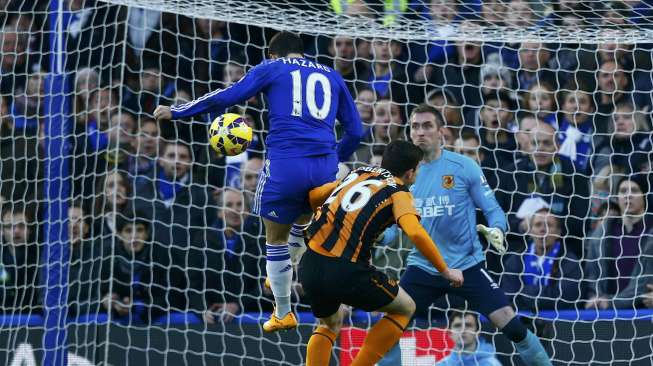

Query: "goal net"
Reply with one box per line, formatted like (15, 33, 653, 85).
(1, 0, 653, 364)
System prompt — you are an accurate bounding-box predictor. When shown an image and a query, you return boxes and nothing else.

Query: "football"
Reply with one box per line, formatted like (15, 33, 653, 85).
(208, 113, 253, 156)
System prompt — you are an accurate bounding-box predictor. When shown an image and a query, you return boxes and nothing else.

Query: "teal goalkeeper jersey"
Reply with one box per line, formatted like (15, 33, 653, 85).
(385, 150, 508, 275)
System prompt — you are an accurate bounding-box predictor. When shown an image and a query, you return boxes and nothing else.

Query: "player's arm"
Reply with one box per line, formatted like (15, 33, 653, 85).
(397, 214, 447, 273)
(308, 181, 339, 211)
(334, 76, 364, 162)
(466, 160, 509, 254)
(155, 63, 274, 120)
(392, 191, 463, 286)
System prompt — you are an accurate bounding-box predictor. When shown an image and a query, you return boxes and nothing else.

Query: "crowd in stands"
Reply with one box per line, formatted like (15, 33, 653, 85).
(2, 0, 653, 328)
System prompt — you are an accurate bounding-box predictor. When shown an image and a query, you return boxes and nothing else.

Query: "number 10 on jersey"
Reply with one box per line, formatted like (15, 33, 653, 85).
(290, 70, 332, 120)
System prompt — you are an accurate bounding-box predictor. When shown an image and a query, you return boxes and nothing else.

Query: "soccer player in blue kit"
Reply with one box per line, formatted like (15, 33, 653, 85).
(378, 104, 552, 365)
(153, 32, 364, 332)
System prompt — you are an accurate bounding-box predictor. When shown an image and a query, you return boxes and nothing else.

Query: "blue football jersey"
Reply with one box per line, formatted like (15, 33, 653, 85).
(170, 57, 363, 161)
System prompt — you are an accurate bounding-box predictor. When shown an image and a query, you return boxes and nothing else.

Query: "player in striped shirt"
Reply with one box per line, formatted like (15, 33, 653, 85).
(299, 141, 463, 366)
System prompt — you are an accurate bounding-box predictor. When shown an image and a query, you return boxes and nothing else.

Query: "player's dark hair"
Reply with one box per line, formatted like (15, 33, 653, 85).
(269, 31, 304, 57)
(410, 103, 445, 128)
(381, 140, 424, 177)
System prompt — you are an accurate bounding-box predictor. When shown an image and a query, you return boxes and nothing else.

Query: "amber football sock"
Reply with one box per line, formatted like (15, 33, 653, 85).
(306, 326, 337, 366)
(350, 313, 410, 366)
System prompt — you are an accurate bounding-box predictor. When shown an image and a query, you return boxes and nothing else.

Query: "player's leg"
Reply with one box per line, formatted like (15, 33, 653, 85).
(454, 264, 552, 366)
(488, 306, 552, 366)
(377, 265, 450, 366)
(262, 217, 296, 329)
(299, 249, 344, 365)
(288, 213, 311, 265)
(350, 287, 415, 366)
(343, 266, 426, 366)
(255, 158, 309, 330)
(306, 308, 343, 366)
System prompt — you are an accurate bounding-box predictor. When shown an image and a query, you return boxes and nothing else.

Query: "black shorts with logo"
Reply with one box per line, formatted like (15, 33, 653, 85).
(298, 249, 399, 318)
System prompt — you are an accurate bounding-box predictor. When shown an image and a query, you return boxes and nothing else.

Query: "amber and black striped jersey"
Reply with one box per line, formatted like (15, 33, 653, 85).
(306, 166, 418, 264)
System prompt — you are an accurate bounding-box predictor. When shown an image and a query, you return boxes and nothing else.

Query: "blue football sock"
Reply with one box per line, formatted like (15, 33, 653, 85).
(515, 330, 552, 366)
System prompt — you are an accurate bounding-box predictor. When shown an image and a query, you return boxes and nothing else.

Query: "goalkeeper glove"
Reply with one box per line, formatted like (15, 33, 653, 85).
(476, 224, 506, 254)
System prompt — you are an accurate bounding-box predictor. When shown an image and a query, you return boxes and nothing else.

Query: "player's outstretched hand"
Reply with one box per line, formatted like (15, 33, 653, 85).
(477, 224, 507, 254)
(444, 268, 464, 287)
(153, 105, 172, 121)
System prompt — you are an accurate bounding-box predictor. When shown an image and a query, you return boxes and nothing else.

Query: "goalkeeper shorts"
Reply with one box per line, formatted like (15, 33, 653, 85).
(400, 263, 510, 319)
(298, 249, 399, 318)
(253, 153, 337, 224)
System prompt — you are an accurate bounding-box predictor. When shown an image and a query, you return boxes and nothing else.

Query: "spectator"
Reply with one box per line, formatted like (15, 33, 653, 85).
(123, 63, 174, 117)
(476, 90, 518, 166)
(0, 204, 39, 313)
(322, 36, 369, 94)
(195, 188, 265, 323)
(0, 24, 33, 101)
(66, 201, 103, 317)
(585, 174, 653, 309)
(504, 0, 535, 28)
(426, 87, 464, 129)
(428, 21, 484, 120)
(593, 101, 652, 175)
(133, 140, 216, 314)
(64, 0, 122, 79)
(73, 67, 100, 127)
(101, 210, 158, 322)
(223, 57, 245, 88)
(524, 82, 558, 127)
(459, 53, 515, 127)
(0, 94, 41, 203)
(240, 156, 263, 209)
(594, 60, 636, 131)
(72, 87, 120, 198)
(10, 71, 43, 134)
(441, 124, 460, 150)
(193, 19, 242, 93)
(501, 208, 582, 311)
(353, 99, 404, 164)
(455, 129, 483, 165)
(515, 112, 539, 156)
(481, 0, 506, 25)
(556, 82, 596, 173)
(329, 0, 374, 17)
(129, 117, 159, 178)
(516, 42, 558, 93)
(504, 122, 589, 254)
(480, 57, 514, 96)
(588, 164, 625, 232)
(355, 86, 376, 125)
(437, 310, 501, 366)
(366, 38, 412, 109)
(410, 0, 460, 82)
(93, 171, 132, 239)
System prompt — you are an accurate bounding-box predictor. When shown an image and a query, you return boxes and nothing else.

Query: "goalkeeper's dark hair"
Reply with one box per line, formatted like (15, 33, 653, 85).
(381, 140, 424, 178)
(410, 103, 445, 128)
(269, 31, 304, 57)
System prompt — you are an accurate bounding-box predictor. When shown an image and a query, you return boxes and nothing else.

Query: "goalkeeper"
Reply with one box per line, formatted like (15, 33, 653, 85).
(378, 104, 552, 366)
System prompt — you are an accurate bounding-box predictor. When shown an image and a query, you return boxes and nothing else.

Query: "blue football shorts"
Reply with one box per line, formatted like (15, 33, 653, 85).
(252, 153, 338, 224)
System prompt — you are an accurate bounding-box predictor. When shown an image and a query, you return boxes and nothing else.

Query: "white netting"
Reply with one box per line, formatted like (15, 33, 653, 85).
(1, 0, 653, 365)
